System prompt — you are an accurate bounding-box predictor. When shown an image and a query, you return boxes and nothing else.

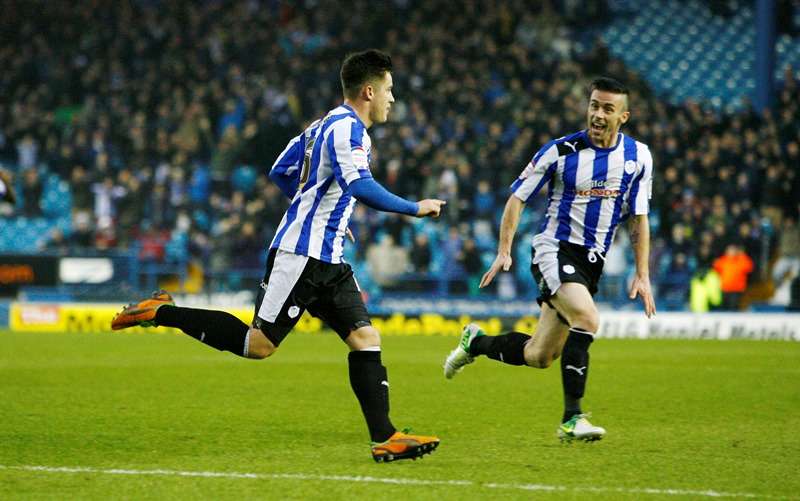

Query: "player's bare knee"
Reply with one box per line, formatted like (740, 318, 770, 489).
(346, 325, 381, 350)
(570, 311, 599, 333)
(247, 329, 277, 359)
(524, 346, 554, 368)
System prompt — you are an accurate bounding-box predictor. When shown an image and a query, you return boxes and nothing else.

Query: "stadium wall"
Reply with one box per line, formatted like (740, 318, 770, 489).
(5, 303, 800, 341)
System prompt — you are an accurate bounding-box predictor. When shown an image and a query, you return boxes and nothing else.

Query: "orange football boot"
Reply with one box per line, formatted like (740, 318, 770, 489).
(111, 290, 174, 330)
(371, 428, 440, 463)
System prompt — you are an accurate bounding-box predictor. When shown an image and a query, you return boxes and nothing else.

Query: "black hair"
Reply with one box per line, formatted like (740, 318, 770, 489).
(590, 77, 629, 96)
(340, 49, 393, 99)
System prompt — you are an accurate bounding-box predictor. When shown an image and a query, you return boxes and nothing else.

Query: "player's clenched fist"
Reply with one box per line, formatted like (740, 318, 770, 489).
(416, 199, 446, 218)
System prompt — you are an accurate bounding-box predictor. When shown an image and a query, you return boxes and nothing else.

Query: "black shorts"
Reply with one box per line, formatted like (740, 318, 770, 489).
(531, 240, 605, 306)
(252, 249, 371, 346)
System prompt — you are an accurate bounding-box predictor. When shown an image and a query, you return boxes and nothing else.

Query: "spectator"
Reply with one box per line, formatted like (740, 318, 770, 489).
(16, 134, 38, 170)
(366, 234, 409, 287)
(473, 180, 495, 220)
(138, 223, 169, 263)
(409, 232, 432, 273)
(70, 166, 94, 213)
(770, 217, 800, 308)
(459, 237, 483, 296)
(0, 0, 797, 304)
(661, 252, 691, 306)
(41, 228, 70, 254)
(210, 126, 242, 194)
(690, 265, 722, 313)
(91, 175, 125, 231)
(217, 99, 246, 138)
(713, 244, 754, 311)
(736, 221, 762, 277)
(21, 168, 43, 216)
(231, 221, 263, 270)
(71, 211, 95, 248)
(441, 226, 464, 282)
(116, 176, 144, 248)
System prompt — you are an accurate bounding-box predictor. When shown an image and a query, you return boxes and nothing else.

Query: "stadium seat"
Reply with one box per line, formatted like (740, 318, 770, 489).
(231, 165, 257, 195)
(603, 0, 800, 108)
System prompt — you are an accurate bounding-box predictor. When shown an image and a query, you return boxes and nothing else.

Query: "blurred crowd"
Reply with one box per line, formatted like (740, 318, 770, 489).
(1, 0, 798, 309)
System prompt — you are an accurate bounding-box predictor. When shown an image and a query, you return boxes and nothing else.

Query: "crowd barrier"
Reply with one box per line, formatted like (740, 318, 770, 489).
(5, 302, 799, 341)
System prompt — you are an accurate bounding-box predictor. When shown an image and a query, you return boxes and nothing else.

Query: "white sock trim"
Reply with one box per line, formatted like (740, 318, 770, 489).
(358, 346, 381, 352)
(243, 330, 251, 358)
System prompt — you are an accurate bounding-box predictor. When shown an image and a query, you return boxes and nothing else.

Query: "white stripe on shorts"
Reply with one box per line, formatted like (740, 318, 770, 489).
(257, 250, 309, 323)
(531, 234, 562, 295)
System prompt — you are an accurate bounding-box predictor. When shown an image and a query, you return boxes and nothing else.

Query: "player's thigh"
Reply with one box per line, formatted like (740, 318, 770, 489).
(306, 265, 373, 345)
(524, 302, 570, 366)
(549, 282, 599, 332)
(251, 249, 310, 347)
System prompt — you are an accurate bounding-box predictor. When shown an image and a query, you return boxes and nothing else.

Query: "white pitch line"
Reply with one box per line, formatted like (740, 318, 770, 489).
(0, 465, 791, 499)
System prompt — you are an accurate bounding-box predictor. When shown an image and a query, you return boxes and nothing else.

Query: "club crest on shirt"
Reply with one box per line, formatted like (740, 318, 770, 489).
(624, 160, 637, 175)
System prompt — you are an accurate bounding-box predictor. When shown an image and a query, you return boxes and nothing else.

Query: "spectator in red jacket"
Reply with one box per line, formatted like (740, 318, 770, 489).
(713, 244, 754, 311)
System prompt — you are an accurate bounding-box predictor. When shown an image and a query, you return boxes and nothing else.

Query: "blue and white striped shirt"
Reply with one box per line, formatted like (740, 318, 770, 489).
(269, 104, 373, 264)
(511, 130, 653, 254)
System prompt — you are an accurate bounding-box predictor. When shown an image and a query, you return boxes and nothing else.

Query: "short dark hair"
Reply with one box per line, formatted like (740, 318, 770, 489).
(340, 49, 392, 99)
(590, 77, 629, 96)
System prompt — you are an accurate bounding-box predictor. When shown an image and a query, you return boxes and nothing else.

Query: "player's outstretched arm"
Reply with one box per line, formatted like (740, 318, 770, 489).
(350, 177, 444, 217)
(628, 214, 656, 317)
(415, 198, 446, 218)
(480, 195, 525, 288)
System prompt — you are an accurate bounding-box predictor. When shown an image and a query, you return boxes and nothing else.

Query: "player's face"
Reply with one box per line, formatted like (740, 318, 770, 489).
(369, 72, 394, 124)
(586, 90, 629, 147)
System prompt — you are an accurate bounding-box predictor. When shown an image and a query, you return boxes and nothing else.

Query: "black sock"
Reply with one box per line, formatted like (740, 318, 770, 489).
(348, 350, 396, 442)
(561, 327, 594, 422)
(155, 305, 250, 357)
(469, 332, 530, 366)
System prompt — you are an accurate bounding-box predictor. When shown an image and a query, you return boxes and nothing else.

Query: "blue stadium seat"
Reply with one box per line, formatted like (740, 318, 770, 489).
(231, 165, 257, 195)
(603, 0, 800, 109)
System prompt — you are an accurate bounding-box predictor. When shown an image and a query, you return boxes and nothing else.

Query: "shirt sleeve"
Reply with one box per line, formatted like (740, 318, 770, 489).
(268, 133, 304, 198)
(328, 118, 373, 186)
(349, 178, 418, 216)
(509, 142, 559, 203)
(631, 145, 653, 215)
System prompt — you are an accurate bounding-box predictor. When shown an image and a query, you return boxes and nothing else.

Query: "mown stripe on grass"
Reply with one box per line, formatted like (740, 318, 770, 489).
(0, 465, 791, 499)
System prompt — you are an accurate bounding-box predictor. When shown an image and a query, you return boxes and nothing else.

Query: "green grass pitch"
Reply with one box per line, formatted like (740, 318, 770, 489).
(1, 329, 798, 499)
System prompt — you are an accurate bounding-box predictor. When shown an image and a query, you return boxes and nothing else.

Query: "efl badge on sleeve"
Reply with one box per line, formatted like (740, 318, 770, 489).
(352, 147, 369, 169)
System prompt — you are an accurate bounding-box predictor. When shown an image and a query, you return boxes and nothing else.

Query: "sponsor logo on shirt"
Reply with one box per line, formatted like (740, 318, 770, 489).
(575, 180, 620, 198)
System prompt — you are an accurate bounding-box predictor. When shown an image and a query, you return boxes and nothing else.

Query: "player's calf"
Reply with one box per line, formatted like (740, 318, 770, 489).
(245, 329, 276, 359)
(464, 328, 531, 367)
(153, 303, 253, 357)
(523, 344, 561, 368)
